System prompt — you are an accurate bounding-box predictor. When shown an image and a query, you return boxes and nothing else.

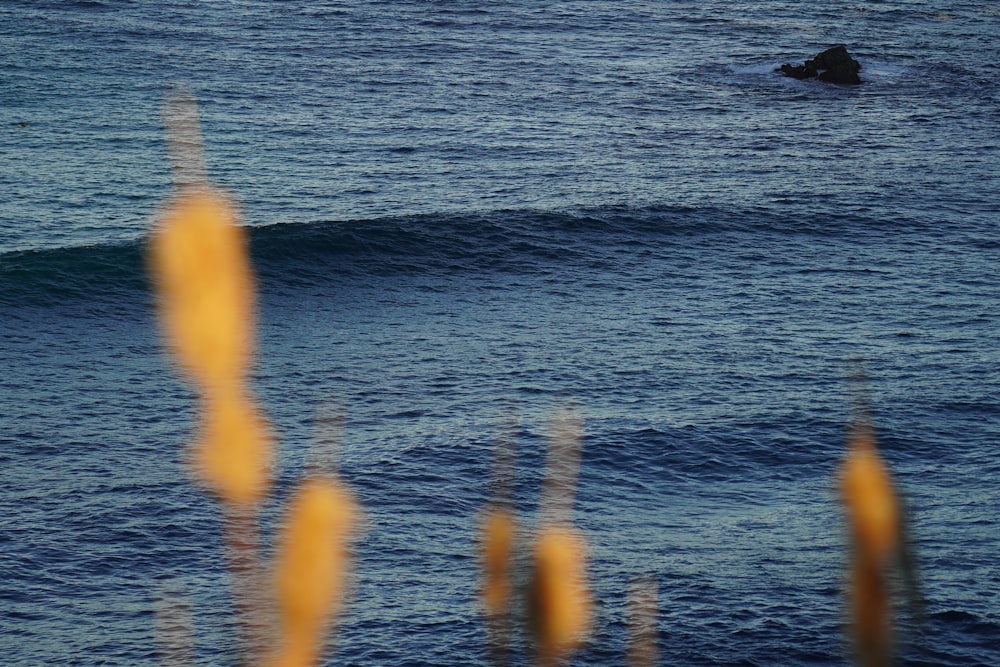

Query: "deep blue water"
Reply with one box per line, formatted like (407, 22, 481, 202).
(2, 1, 999, 665)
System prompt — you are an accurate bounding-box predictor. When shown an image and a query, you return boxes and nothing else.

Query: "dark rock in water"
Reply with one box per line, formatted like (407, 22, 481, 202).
(778, 45, 862, 85)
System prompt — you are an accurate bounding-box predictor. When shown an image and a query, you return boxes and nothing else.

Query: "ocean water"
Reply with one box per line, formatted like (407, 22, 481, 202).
(1, 1, 999, 665)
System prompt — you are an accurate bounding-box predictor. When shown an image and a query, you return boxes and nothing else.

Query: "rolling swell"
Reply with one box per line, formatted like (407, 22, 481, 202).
(0, 204, 931, 307)
(0, 239, 149, 307)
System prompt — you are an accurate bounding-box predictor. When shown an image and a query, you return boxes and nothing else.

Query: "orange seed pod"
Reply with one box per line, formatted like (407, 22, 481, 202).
(529, 525, 591, 663)
(480, 507, 516, 617)
(192, 389, 272, 507)
(839, 420, 901, 667)
(272, 477, 357, 667)
(149, 188, 255, 390)
(840, 424, 900, 565)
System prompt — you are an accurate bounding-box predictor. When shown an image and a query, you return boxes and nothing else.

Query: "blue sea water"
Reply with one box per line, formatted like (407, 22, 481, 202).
(1, 1, 999, 665)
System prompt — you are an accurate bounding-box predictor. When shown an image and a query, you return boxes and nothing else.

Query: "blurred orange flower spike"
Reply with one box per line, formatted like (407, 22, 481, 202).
(273, 477, 357, 667)
(531, 525, 591, 663)
(193, 390, 272, 506)
(150, 188, 255, 390)
(840, 425, 900, 565)
(480, 507, 516, 617)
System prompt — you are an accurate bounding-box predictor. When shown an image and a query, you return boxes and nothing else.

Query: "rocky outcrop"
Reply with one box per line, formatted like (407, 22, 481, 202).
(778, 45, 862, 85)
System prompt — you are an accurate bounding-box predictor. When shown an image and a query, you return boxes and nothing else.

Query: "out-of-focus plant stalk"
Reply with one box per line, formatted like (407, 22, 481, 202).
(270, 476, 357, 667)
(482, 507, 517, 619)
(838, 365, 922, 667)
(627, 577, 659, 667)
(151, 90, 273, 508)
(840, 417, 898, 667)
(223, 504, 273, 661)
(153, 582, 195, 667)
(528, 408, 591, 667)
(480, 408, 519, 667)
(529, 524, 590, 667)
(151, 89, 275, 664)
